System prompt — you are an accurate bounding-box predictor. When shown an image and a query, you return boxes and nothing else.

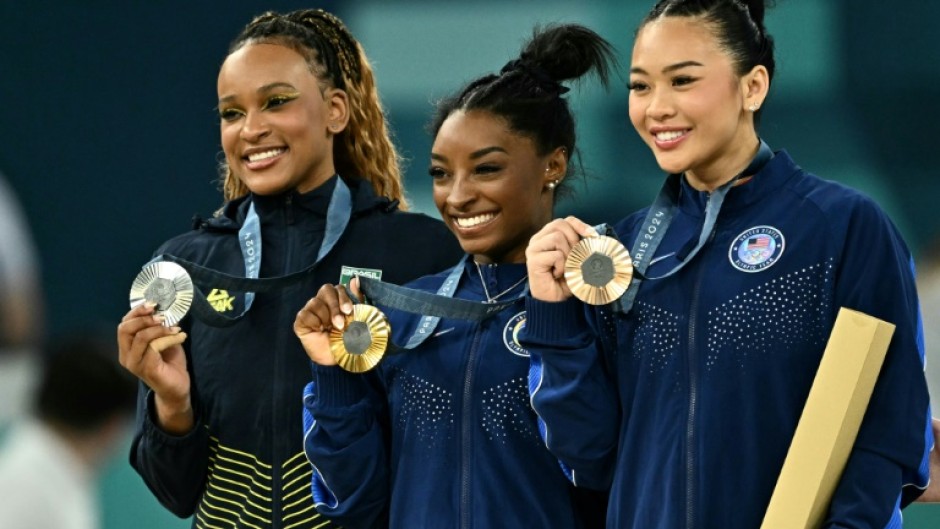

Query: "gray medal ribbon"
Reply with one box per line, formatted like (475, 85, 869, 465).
(149, 176, 354, 327)
(614, 140, 773, 314)
(355, 255, 526, 352)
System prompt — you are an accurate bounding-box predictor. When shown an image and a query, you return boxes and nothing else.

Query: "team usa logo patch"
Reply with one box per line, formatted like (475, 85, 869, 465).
(729, 225, 785, 272)
(502, 311, 529, 357)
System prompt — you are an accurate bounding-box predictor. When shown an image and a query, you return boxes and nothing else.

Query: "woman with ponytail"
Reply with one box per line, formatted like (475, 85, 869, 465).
(116, 9, 461, 529)
(294, 24, 615, 528)
(522, 1, 933, 527)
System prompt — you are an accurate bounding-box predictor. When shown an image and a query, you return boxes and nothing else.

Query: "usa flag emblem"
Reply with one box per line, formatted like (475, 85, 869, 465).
(729, 227, 785, 272)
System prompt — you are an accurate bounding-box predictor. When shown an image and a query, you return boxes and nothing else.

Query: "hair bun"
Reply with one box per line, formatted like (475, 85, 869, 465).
(499, 59, 570, 95)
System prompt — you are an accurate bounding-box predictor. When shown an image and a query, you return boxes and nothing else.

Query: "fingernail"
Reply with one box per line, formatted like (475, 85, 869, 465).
(332, 314, 345, 330)
(341, 302, 352, 315)
(170, 326, 181, 333)
(153, 314, 166, 323)
(144, 301, 158, 309)
(584, 226, 598, 237)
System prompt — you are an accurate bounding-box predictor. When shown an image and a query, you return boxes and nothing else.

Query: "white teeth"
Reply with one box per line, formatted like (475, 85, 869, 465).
(246, 148, 285, 162)
(655, 130, 687, 141)
(454, 213, 496, 228)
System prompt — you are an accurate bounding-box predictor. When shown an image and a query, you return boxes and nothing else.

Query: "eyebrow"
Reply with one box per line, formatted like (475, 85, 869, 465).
(218, 82, 298, 104)
(630, 60, 704, 75)
(470, 146, 508, 159)
(430, 146, 508, 163)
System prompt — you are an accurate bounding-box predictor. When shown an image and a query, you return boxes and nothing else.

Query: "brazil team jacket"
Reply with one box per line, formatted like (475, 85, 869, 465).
(302, 259, 607, 529)
(521, 151, 932, 529)
(129, 176, 461, 529)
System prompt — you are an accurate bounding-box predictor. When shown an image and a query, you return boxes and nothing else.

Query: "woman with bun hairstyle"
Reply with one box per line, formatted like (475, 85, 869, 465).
(295, 24, 615, 528)
(521, 1, 933, 527)
(116, 9, 460, 529)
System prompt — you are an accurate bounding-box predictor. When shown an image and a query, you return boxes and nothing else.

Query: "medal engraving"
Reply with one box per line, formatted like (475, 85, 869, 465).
(144, 278, 178, 310)
(565, 235, 634, 306)
(342, 321, 373, 355)
(581, 253, 615, 287)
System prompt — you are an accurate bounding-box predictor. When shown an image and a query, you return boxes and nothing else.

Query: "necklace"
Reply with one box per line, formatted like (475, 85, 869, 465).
(474, 262, 528, 303)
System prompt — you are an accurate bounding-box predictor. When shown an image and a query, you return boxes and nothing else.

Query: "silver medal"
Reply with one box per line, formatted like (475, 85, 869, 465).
(129, 261, 194, 326)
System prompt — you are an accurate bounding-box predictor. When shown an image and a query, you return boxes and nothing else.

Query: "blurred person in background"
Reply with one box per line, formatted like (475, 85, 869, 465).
(0, 171, 44, 427)
(0, 331, 137, 529)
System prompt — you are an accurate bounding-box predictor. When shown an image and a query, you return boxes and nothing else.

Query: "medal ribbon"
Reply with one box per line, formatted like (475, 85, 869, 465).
(614, 140, 774, 314)
(150, 177, 353, 327)
(354, 255, 526, 352)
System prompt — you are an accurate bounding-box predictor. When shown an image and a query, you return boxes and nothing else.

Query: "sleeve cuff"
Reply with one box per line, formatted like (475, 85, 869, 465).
(311, 364, 370, 408)
(522, 295, 589, 344)
(142, 390, 205, 446)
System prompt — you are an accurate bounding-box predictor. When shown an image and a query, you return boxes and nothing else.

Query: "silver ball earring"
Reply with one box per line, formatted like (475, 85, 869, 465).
(546, 180, 559, 190)
(748, 103, 759, 112)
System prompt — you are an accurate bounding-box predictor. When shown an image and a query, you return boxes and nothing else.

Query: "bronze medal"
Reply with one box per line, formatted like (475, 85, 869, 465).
(564, 235, 634, 305)
(330, 304, 390, 373)
(129, 261, 194, 326)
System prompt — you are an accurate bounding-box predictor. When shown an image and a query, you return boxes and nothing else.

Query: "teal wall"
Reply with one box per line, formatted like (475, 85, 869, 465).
(0, 0, 935, 527)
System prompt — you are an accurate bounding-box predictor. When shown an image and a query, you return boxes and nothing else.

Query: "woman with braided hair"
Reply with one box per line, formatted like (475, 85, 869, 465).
(294, 23, 615, 529)
(116, 9, 460, 529)
(522, 0, 933, 527)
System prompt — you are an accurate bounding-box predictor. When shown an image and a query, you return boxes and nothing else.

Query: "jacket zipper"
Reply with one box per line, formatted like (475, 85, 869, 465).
(460, 326, 484, 529)
(272, 193, 296, 525)
(685, 228, 715, 529)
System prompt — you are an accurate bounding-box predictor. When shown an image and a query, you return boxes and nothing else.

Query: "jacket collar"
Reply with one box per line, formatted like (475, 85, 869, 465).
(199, 175, 395, 231)
(676, 149, 802, 217)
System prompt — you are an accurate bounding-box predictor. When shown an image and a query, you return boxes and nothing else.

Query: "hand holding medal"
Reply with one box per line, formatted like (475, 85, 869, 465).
(295, 279, 391, 373)
(527, 216, 633, 305)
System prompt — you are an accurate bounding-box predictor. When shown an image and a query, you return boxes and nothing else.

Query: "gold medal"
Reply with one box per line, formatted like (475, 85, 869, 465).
(564, 235, 633, 305)
(330, 304, 390, 373)
(129, 261, 194, 326)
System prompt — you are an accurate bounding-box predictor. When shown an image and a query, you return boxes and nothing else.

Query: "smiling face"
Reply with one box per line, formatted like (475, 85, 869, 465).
(430, 110, 562, 264)
(217, 42, 348, 196)
(628, 16, 765, 191)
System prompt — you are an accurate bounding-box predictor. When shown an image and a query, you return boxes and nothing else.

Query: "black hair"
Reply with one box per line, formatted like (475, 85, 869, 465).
(640, 0, 776, 119)
(429, 24, 617, 197)
(35, 332, 137, 433)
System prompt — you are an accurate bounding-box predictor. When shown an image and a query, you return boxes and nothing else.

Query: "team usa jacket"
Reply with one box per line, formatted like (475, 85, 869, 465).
(302, 259, 607, 529)
(129, 176, 461, 529)
(522, 150, 932, 529)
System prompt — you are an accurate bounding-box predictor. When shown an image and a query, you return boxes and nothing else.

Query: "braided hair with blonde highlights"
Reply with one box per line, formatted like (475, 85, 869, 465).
(219, 9, 407, 208)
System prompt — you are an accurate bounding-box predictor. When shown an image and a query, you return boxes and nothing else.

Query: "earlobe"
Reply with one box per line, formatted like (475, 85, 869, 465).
(543, 146, 569, 189)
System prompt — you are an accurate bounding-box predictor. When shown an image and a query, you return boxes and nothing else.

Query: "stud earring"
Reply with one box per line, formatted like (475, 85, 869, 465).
(748, 103, 759, 112)
(546, 180, 559, 190)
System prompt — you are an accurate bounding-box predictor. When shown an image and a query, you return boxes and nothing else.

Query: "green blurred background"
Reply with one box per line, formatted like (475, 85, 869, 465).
(1, 0, 938, 527)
